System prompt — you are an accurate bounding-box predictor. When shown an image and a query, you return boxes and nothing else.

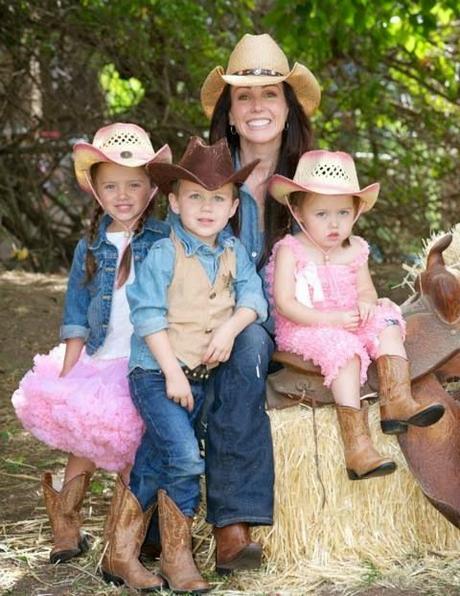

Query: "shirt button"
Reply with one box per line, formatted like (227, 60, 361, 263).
(205, 328, 212, 334)
(251, 251, 257, 258)
(209, 291, 216, 299)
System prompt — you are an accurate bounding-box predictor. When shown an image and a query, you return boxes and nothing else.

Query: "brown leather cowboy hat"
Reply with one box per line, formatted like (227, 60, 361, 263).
(147, 136, 259, 195)
(200, 33, 321, 119)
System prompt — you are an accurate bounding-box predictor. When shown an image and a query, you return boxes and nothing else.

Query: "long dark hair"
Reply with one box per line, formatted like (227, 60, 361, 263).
(209, 82, 314, 267)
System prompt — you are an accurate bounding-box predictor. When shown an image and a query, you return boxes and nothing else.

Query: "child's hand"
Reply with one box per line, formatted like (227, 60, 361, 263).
(165, 369, 194, 412)
(330, 310, 361, 331)
(202, 321, 236, 365)
(358, 301, 377, 324)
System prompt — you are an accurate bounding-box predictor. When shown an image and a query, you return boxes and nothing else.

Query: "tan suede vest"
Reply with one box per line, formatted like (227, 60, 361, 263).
(167, 233, 236, 369)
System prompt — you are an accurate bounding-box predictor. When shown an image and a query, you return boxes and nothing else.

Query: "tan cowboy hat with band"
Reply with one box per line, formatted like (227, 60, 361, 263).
(73, 122, 172, 193)
(200, 33, 321, 119)
(269, 150, 380, 212)
(147, 136, 259, 195)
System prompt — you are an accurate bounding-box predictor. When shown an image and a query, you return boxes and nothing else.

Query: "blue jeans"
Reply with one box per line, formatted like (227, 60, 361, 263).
(205, 323, 275, 527)
(128, 368, 206, 517)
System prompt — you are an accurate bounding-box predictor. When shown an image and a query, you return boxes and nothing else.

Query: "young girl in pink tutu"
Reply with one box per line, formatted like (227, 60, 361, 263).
(12, 122, 171, 563)
(267, 150, 444, 481)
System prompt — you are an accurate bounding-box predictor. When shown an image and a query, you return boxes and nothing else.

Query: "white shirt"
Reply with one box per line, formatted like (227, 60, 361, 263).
(93, 232, 134, 360)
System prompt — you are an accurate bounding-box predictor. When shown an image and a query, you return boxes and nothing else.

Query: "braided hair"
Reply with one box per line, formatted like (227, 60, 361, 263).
(84, 163, 154, 287)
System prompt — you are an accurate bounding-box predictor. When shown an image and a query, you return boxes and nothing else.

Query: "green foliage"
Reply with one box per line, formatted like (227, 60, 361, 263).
(266, 0, 459, 256)
(99, 64, 145, 115)
(0, 0, 458, 268)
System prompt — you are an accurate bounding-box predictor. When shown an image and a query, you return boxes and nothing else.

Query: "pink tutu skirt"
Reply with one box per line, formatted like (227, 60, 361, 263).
(12, 344, 144, 472)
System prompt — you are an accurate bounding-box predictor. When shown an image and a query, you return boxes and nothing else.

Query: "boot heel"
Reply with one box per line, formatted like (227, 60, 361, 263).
(346, 469, 360, 481)
(102, 570, 124, 586)
(381, 419, 408, 434)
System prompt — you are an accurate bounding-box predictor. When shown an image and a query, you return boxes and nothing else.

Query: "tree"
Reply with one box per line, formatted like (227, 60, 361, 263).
(0, 0, 458, 269)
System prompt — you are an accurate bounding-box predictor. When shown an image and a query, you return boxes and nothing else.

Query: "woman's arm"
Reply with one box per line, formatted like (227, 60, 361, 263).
(273, 245, 359, 329)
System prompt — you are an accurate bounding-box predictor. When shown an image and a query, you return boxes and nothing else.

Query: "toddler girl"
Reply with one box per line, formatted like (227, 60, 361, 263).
(267, 150, 444, 480)
(12, 123, 171, 579)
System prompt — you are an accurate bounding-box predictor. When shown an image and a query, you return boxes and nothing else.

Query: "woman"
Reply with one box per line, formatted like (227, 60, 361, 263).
(200, 33, 321, 574)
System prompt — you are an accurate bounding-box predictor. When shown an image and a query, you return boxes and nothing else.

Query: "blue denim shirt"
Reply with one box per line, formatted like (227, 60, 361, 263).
(127, 218, 268, 371)
(60, 214, 170, 355)
(234, 152, 265, 269)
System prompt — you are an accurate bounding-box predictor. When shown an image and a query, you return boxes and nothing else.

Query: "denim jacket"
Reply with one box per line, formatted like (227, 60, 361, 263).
(127, 217, 268, 371)
(60, 215, 170, 355)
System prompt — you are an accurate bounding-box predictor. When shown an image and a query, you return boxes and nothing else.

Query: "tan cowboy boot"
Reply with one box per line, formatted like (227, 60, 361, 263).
(158, 489, 210, 593)
(377, 355, 445, 434)
(101, 476, 165, 592)
(42, 471, 91, 564)
(214, 523, 262, 575)
(336, 404, 396, 480)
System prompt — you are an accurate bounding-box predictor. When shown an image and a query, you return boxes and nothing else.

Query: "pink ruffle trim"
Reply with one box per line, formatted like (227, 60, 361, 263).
(12, 344, 144, 472)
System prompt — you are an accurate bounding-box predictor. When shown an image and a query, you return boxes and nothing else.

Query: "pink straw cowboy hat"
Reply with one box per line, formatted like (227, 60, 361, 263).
(269, 150, 380, 213)
(200, 33, 321, 119)
(73, 122, 172, 193)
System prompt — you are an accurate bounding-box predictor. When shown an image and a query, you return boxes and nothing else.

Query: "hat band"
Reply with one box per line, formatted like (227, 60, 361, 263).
(231, 68, 283, 77)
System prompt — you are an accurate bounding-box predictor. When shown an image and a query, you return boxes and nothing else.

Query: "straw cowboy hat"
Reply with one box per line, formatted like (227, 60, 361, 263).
(200, 33, 321, 119)
(269, 150, 380, 212)
(147, 136, 259, 195)
(73, 122, 172, 193)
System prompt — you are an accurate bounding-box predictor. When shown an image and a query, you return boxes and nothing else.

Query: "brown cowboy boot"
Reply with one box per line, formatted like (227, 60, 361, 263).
(158, 489, 210, 594)
(214, 523, 262, 575)
(140, 505, 161, 561)
(336, 404, 396, 480)
(377, 355, 445, 434)
(42, 471, 91, 564)
(101, 476, 165, 592)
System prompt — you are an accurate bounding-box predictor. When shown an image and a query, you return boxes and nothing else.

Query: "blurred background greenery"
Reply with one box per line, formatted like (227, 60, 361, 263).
(0, 0, 458, 271)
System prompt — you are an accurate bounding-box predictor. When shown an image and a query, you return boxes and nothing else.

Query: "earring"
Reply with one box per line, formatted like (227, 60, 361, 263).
(284, 120, 290, 131)
(229, 124, 237, 135)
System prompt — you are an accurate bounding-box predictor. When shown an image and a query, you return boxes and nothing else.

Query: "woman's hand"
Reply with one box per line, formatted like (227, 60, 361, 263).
(165, 369, 194, 412)
(202, 321, 237, 365)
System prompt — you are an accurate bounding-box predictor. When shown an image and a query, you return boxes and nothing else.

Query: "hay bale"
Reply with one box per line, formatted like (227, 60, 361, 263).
(250, 403, 458, 568)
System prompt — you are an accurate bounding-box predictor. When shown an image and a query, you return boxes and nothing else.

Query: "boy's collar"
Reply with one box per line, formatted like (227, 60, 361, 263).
(170, 213, 234, 255)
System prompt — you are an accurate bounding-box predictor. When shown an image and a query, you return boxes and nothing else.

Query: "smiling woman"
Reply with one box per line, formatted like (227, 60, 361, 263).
(192, 33, 322, 577)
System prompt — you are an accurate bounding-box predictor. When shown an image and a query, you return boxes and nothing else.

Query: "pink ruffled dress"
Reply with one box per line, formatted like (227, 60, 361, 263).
(266, 234, 405, 387)
(12, 346, 144, 472)
(12, 232, 144, 472)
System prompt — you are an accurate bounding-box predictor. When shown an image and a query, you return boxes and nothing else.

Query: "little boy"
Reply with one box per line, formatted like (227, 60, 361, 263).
(126, 137, 267, 592)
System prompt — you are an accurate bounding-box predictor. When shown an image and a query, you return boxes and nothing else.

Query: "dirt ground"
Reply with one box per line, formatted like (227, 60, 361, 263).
(0, 266, 458, 595)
